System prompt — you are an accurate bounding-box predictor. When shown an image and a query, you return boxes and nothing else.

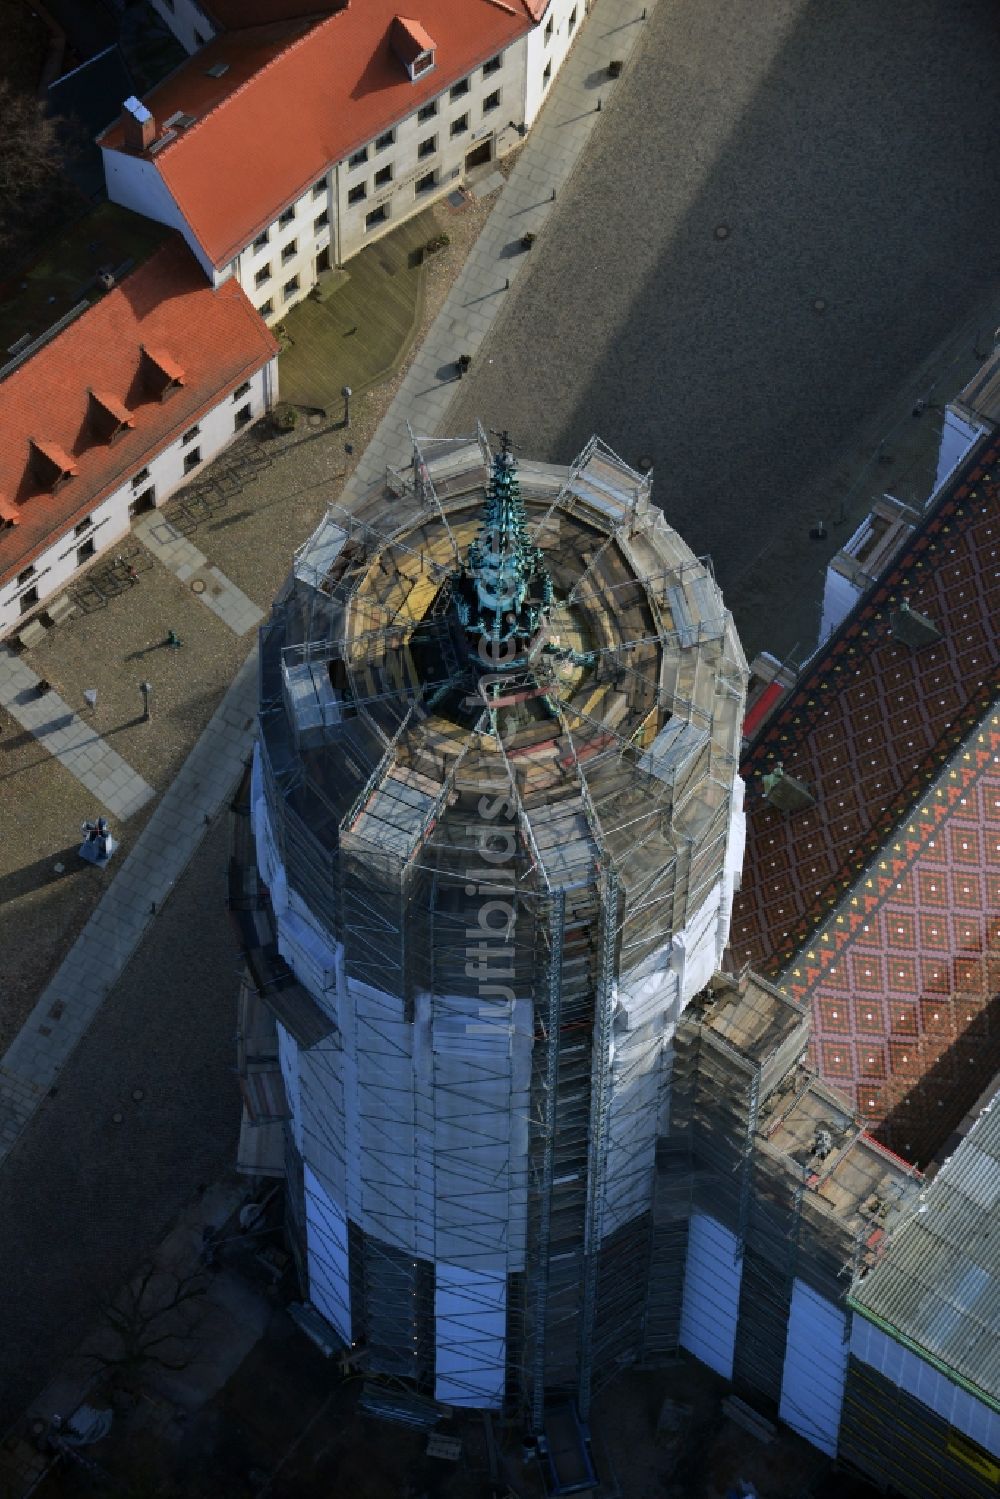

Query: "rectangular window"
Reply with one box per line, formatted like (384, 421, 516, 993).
(417, 100, 437, 123)
(76, 539, 95, 565)
(314, 209, 329, 231)
(278, 206, 295, 227)
(312, 178, 325, 198)
(348, 146, 368, 168)
(74, 515, 93, 536)
(568, 5, 577, 31)
(374, 164, 392, 188)
(283, 275, 300, 299)
(375, 129, 395, 152)
(259, 298, 274, 317)
(255, 263, 271, 287)
(417, 134, 436, 159)
(450, 77, 469, 101)
(348, 182, 366, 205)
(253, 230, 268, 251)
(130, 467, 150, 489)
(542, 60, 552, 86)
(365, 205, 388, 231)
(415, 170, 437, 195)
(19, 586, 39, 613)
(234, 404, 252, 430)
(233, 382, 251, 401)
(183, 447, 201, 474)
(182, 424, 200, 445)
(450, 112, 468, 137)
(412, 51, 434, 77)
(483, 89, 501, 114)
(483, 54, 502, 76)
(281, 239, 297, 264)
(17, 564, 35, 585)
(544, 15, 553, 41)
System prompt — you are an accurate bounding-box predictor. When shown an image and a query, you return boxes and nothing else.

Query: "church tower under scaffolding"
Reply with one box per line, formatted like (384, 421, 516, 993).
(242, 426, 748, 1420)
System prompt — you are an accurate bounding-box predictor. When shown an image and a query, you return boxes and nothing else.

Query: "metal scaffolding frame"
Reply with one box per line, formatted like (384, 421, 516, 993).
(239, 427, 750, 1421)
(640, 971, 923, 1404)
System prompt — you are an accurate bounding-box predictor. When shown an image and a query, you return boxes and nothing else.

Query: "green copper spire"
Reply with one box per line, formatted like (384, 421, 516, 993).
(454, 432, 552, 663)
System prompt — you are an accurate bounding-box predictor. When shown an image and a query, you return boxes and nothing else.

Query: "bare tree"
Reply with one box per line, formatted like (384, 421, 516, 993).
(87, 1262, 209, 1396)
(0, 81, 65, 251)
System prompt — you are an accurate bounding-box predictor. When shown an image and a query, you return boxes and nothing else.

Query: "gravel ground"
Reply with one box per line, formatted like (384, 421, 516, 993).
(0, 179, 506, 1051)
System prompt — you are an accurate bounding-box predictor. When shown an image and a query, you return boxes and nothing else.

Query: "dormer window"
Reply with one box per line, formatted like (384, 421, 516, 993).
(140, 345, 184, 401)
(87, 389, 135, 444)
(29, 439, 77, 492)
(390, 16, 436, 82)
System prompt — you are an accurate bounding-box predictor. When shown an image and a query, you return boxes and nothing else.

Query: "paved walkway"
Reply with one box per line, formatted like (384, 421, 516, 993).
(135, 513, 264, 636)
(0, 647, 153, 819)
(0, 0, 650, 1159)
(0, 654, 258, 1162)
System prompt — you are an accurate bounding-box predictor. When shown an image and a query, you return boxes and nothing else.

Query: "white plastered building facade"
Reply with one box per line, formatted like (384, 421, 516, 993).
(103, 3, 583, 323)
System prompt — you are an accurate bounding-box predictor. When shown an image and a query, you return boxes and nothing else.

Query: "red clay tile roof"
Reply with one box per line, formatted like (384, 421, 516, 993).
(99, 0, 534, 268)
(733, 436, 1000, 978)
(0, 236, 277, 586)
(784, 706, 1000, 1166)
(392, 16, 437, 62)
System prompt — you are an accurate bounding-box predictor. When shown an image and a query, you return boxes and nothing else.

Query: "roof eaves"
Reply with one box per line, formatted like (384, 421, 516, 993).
(0, 335, 276, 585)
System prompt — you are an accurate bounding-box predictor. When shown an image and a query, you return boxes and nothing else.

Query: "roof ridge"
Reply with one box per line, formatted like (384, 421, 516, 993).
(152, 16, 332, 159)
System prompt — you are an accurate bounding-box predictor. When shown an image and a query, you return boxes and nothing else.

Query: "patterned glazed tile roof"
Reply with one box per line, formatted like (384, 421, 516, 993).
(732, 433, 1000, 977)
(783, 705, 1000, 1163)
(728, 428, 1000, 1164)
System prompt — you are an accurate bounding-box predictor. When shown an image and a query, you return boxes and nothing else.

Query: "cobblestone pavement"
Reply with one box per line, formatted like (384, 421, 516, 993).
(0, 0, 649, 1424)
(446, 0, 1000, 663)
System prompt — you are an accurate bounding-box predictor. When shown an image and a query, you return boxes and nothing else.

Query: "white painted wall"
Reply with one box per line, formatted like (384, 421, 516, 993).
(333, 42, 526, 266)
(851, 1315, 1000, 1460)
(819, 554, 863, 644)
(678, 1212, 743, 1379)
(100, 147, 216, 280)
(524, 0, 581, 128)
(148, 0, 216, 55)
(932, 407, 987, 498)
(231, 176, 333, 321)
(779, 1280, 849, 1457)
(1, 362, 273, 639)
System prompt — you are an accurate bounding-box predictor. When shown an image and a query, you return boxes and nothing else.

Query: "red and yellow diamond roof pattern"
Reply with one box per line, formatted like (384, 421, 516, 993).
(731, 435, 1000, 1161)
(784, 713, 1000, 1162)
